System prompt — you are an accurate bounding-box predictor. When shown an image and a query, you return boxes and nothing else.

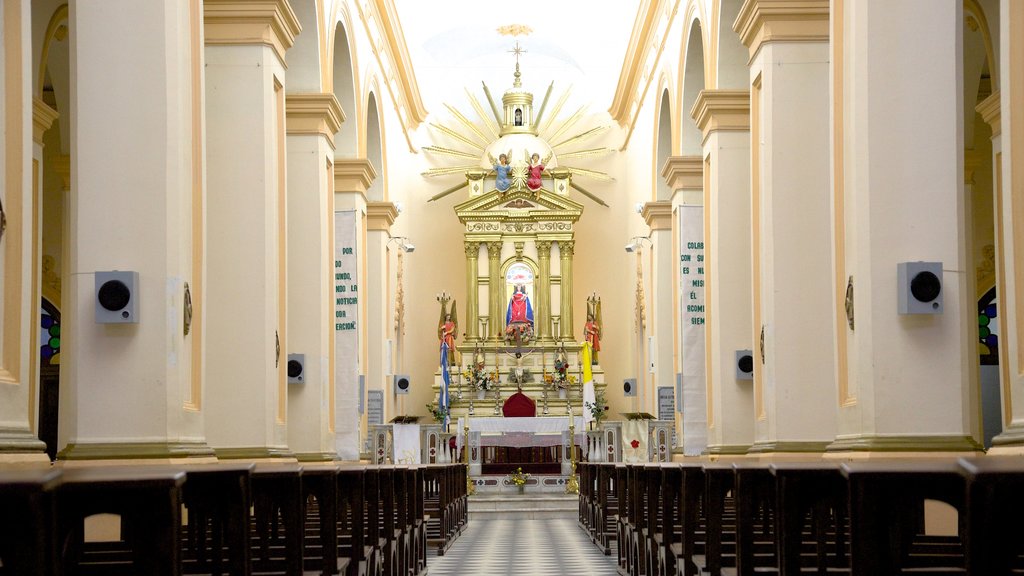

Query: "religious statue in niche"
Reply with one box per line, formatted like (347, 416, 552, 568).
(505, 284, 535, 344)
(514, 108, 523, 126)
(437, 296, 458, 364)
(585, 293, 602, 364)
(492, 152, 512, 192)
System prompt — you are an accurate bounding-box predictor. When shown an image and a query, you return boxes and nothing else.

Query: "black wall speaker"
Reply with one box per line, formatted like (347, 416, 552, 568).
(95, 271, 139, 323)
(287, 353, 305, 384)
(623, 378, 637, 397)
(394, 375, 411, 395)
(736, 349, 754, 381)
(898, 261, 943, 315)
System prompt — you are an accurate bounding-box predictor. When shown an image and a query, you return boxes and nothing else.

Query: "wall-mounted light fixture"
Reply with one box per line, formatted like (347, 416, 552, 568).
(624, 236, 653, 253)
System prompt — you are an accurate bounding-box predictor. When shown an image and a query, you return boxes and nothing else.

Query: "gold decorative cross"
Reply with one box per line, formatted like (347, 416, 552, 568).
(508, 41, 527, 65)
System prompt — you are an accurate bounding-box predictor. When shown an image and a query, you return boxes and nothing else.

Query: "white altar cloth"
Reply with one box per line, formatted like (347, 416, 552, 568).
(457, 416, 586, 449)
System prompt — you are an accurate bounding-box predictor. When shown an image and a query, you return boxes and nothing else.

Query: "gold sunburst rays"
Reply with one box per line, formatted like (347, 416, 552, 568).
(430, 122, 485, 152)
(421, 165, 480, 177)
(422, 146, 480, 160)
(464, 89, 499, 140)
(555, 147, 613, 161)
(538, 85, 572, 135)
(545, 104, 587, 144)
(566, 166, 614, 181)
(552, 125, 610, 150)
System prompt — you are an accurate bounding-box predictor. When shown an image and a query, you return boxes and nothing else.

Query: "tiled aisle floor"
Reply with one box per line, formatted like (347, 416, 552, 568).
(427, 518, 619, 576)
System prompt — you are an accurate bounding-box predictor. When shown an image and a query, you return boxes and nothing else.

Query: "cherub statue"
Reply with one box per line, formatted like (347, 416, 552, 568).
(585, 294, 602, 364)
(437, 297, 458, 364)
(526, 151, 546, 195)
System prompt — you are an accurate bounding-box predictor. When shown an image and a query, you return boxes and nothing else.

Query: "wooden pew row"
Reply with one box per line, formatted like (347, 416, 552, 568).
(578, 458, 1024, 576)
(0, 462, 468, 576)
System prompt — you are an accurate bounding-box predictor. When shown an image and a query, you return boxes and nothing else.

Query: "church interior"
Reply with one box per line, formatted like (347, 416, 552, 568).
(2, 0, 1024, 574)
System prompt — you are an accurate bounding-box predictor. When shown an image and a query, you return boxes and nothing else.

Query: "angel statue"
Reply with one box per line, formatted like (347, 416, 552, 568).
(585, 293, 602, 364)
(438, 297, 458, 364)
(490, 150, 512, 192)
(526, 151, 545, 193)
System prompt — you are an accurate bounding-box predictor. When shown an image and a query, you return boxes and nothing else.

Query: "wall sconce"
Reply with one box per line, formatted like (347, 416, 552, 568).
(624, 236, 653, 253)
(388, 236, 415, 253)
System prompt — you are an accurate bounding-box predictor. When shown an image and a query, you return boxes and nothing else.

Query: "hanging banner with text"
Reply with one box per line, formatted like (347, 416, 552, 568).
(335, 210, 360, 459)
(679, 206, 708, 456)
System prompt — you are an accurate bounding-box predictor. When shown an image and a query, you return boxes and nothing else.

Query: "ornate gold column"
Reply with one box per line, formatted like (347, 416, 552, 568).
(537, 241, 552, 340)
(559, 241, 574, 340)
(488, 242, 502, 340)
(465, 242, 479, 340)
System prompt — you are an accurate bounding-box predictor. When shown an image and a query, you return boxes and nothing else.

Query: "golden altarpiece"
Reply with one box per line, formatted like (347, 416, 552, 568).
(430, 59, 606, 421)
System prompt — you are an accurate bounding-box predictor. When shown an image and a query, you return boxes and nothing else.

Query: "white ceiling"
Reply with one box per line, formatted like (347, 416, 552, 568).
(394, 1, 638, 118)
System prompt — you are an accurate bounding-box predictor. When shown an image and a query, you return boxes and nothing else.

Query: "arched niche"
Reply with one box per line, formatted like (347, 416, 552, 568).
(655, 88, 673, 201)
(681, 20, 706, 156)
(331, 19, 357, 157)
(500, 258, 539, 325)
(365, 91, 384, 201)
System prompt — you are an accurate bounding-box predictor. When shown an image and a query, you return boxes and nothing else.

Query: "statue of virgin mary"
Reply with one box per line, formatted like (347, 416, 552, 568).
(506, 284, 534, 326)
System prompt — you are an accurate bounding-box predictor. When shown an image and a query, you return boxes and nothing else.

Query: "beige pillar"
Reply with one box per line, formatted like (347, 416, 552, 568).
(333, 158, 374, 459)
(827, 0, 980, 453)
(58, 0, 213, 460)
(663, 156, 707, 454)
(488, 241, 502, 340)
(366, 201, 398, 420)
(0, 0, 49, 461)
(285, 93, 343, 461)
(735, 0, 836, 454)
(643, 202, 674, 416)
(465, 241, 479, 340)
(203, 0, 300, 460)
(537, 240, 552, 340)
(692, 89, 757, 456)
(989, 0, 1024, 452)
(559, 241, 575, 340)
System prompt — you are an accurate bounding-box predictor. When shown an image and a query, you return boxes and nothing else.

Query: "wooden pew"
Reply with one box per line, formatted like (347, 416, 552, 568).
(250, 463, 304, 576)
(701, 462, 738, 576)
(56, 466, 186, 576)
(672, 462, 705, 576)
(769, 461, 847, 576)
(959, 457, 1024, 575)
(179, 463, 253, 576)
(300, 463, 342, 576)
(336, 465, 373, 576)
(732, 462, 777, 576)
(841, 459, 965, 576)
(614, 464, 629, 573)
(0, 467, 61, 576)
(656, 464, 681, 576)
(593, 463, 617, 555)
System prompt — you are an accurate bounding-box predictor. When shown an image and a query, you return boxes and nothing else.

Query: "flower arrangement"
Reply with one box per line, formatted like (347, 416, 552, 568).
(544, 356, 577, 390)
(463, 361, 497, 392)
(504, 322, 534, 344)
(507, 467, 530, 488)
(425, 403, 449, 423)
(584, 391, 608, 424)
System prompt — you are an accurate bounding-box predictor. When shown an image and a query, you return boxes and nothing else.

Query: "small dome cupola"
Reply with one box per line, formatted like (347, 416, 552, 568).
(500, 47, 536, 136)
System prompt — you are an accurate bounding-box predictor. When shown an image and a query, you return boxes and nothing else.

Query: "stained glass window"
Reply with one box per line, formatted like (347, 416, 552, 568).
(40, 299, 61, 365)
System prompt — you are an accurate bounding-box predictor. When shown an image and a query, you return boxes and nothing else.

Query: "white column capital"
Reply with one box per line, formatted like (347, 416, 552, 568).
(733, 0, 829, 58)
(286, 93, 345, 148)
(366, 201, 398, 232)
(691, 89, 750, 144)
(642, 201, 673, 231)
(334, 158, 377, 197)
(661, 155, 703, 192)
(32, 97, 59, 145)
(204, 0, 302, 65)
(976, 90, 1001, 137)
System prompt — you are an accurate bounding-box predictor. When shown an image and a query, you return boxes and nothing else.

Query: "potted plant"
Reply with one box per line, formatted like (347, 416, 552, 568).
(425, 403, 449, 424)
(584, 390, 608, 426)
